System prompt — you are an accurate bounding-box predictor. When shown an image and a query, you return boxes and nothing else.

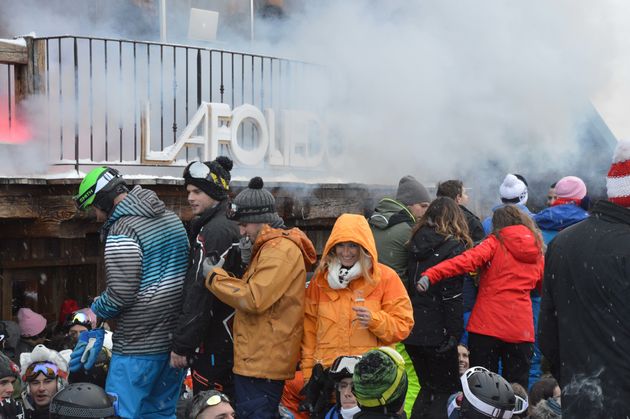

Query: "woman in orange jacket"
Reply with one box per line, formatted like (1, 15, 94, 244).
(301, 213, 414, 384)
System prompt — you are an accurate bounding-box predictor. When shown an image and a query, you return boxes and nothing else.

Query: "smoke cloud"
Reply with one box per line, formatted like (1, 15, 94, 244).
(1, 0, 628, 209)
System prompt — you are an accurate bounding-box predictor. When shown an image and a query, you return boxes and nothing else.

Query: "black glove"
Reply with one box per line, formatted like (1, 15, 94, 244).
(299, 364, 334, 416)
(436, 335, 458, 354)
(0, 398, 25, 419)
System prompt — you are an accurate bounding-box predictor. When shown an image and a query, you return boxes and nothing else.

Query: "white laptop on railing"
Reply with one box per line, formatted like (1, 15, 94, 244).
(188, 8, 219, 42)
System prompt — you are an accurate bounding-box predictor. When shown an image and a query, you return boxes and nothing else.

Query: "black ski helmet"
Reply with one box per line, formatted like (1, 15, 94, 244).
(459, 367, 519, 419)
(49, 382, 117, 418)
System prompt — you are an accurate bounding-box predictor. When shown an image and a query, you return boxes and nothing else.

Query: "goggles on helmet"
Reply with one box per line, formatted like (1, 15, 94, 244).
(460, 366, 527, 419)
(184, 161, 229, 191)
(194, 392, 231, 418)
(24, 362, 65, 381)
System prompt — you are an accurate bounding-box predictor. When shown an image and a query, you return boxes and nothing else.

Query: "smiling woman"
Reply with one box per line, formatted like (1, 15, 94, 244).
(300, 213, 414, 415)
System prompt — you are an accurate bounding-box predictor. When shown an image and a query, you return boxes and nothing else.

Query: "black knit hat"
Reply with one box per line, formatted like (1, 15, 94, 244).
(184, 156, 233, 201)
(229, 177, 282, 224)
(0, 351, 19, 380)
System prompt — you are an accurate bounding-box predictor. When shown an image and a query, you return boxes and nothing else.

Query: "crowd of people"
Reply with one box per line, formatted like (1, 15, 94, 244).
(1, 140, 630, 419)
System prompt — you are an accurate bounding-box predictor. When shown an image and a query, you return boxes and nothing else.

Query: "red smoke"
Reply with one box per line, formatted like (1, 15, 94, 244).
(0, 97, 31, 144)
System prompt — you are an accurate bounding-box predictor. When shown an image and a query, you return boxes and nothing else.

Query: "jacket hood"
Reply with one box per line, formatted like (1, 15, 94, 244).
(324, 214, 379, 264)
(104, 186, 165, 229)
(254, 225, 317, 269)
(534, 203, 588, 232)
(497, 224, 542, 263)
(369, 198, 414, 230)
(409, 226, 451, 259)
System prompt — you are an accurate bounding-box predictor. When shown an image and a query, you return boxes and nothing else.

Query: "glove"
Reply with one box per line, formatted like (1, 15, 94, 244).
(436, 335, 458, 354)
(202, 252, 225, 280)
(69, 340, 87, 372)
(238, 236, 252, 265)
(71, 329, 105, 372)
(416, 275, 430, 292)
(82, 328, 105, 371)
(298, 364, 334, 415)
(0, 398, 25, 419)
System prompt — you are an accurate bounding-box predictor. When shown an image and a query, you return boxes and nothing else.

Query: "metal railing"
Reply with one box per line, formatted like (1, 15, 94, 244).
(20, 35, 321, 171)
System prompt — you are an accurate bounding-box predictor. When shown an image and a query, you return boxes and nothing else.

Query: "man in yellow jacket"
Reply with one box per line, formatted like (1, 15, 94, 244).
(204, 176, 317, 419)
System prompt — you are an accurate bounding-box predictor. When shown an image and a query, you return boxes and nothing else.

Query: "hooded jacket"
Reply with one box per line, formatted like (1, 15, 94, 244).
(405, 226, 465, 346)
(172, 200, 241, 360)
(207, 224, 316, 381)
(539, 200, 630, 417)
(423, 225, 544, 343)
(534, 203, 588, 244)
(302, 214, 414, 379)
(91, 186, 189, 355)
(369, 198, 416, 283)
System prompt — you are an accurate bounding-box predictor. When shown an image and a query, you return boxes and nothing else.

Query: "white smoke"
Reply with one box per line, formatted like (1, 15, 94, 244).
(1, 0, 629, 209)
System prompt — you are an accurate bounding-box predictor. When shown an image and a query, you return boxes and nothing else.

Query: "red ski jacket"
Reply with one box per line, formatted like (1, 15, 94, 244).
(423, 225, 544, 343)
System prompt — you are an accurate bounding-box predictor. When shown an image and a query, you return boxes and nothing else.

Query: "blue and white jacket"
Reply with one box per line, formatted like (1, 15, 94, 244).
(92, 186, 189, 355)
(533, 203, 588, 244)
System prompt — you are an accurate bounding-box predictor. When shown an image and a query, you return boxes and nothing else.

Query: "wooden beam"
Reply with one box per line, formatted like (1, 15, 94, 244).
(0, 39, 27, 64)
(1, 256, 99, 269)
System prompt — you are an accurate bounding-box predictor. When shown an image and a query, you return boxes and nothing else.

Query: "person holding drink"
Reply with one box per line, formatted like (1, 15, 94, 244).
(301, 213, 414, 385)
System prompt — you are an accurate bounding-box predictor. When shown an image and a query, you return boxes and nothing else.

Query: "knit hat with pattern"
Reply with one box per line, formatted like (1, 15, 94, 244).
(184, 156, 233, 201)
(353, 347, 408, 412)
(607, 140, 630, 207)
(229, 177, 283, 224)
(499, 174, 528, 205)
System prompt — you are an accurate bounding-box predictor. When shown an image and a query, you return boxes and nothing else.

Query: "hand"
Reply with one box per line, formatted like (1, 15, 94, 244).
(170, 351, 189, 369)
(416, 275, 430, 292)
(352, 306, 372, 328)
(202, 252, 225, 279)
(436, 335, 458, 354)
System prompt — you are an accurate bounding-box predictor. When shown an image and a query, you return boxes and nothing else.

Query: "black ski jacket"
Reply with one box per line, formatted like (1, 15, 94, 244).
(405, 226, 465, 347)
(172, 201, 242, 359)
(539, 200, 630, 418)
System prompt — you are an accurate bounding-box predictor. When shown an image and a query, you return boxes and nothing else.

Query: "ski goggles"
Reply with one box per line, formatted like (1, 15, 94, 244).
(330, 355, 361, 378)
(69, 311, 92, 328)
(184, 161, 229, 191)
(24, 362, 66, 381)
(226, 201, 275, 220)
(460, 366, 528, 418)
(193, 391, 231, 418)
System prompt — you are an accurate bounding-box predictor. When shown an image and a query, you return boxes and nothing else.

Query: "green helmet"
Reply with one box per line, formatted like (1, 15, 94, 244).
(75, 167, 127, 212)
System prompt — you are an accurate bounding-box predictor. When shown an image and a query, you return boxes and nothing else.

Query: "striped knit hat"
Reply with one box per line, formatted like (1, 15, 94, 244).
(607, 140, 630, 207)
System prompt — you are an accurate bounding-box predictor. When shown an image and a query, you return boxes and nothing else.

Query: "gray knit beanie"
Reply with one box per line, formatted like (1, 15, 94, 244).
(396, 176, 431, 206)
(230, 177, 282, 224)
(0, 351, 19, 379)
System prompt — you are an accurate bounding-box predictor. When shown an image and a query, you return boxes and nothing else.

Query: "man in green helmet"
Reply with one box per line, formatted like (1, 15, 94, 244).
(74, 166, 189, 419)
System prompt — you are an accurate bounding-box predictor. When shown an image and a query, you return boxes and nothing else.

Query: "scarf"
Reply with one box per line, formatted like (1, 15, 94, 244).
(327, 257, 372, 289)
(341, 405, 361, 419)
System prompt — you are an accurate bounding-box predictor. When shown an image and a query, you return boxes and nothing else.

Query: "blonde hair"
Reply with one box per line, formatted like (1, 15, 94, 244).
(315, 243, 374, 284)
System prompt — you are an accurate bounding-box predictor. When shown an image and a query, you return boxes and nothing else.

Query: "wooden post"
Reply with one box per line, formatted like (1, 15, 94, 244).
(1, 271, 13, 320)
(14, 36, 46, 108)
